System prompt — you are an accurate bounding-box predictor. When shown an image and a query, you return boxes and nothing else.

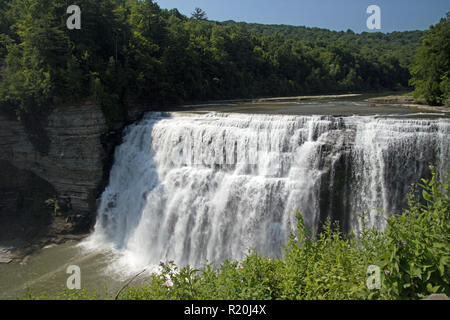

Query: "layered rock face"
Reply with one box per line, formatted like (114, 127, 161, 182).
(0, 103, 107, 216)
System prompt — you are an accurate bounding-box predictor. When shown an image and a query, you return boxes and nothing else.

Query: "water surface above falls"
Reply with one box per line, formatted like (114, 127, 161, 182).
(83, 104, 450, 274)
(164, 99, 450, 118)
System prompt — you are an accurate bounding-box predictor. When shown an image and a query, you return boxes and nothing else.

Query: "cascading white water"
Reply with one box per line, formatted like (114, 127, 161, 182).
(83, 112, 450, 273)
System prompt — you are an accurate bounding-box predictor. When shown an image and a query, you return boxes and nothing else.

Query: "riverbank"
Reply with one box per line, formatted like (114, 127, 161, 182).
(364, 94, 450, 114)
(0, 214, 90, 265)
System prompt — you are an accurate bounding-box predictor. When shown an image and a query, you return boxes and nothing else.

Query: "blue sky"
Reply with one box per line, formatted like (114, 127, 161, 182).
(155, 0, 450, 33)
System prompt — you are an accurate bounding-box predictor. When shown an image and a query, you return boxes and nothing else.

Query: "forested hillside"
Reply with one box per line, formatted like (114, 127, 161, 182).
(409, 13, 450, 106)
(0, 0, 433, 124)
(221, 21, 422, 69)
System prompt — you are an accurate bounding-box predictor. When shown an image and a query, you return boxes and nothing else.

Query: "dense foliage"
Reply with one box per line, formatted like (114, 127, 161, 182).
(0, 0, 426, 124)
(410, 13, 450, 106)
(23, 167, 449, 300)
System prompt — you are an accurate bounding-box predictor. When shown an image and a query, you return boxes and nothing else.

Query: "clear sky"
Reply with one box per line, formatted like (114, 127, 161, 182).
(154, 0, 450, 33)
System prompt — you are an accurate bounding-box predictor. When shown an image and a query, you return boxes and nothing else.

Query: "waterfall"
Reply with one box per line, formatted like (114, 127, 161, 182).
(83, 112, 450, 272)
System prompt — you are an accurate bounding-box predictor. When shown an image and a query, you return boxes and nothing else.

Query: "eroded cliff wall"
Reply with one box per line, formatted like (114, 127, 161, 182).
(0, 103, 107, 219)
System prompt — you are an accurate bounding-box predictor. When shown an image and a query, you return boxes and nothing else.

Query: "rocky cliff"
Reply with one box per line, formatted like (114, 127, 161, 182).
(0, 103, 107, 216)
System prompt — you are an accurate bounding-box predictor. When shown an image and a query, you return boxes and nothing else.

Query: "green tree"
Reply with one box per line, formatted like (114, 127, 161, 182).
(0, 0, 70, 114)
(410, 12, 450, 106)
(191, 7, 207, 21)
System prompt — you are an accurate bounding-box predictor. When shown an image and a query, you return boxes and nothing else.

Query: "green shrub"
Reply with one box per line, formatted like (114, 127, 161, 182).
(376, 166, 449, 299)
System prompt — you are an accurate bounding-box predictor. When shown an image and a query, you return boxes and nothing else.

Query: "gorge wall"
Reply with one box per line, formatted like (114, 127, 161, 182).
(0, 101, 154, 223)
(0, 103, 107, 216)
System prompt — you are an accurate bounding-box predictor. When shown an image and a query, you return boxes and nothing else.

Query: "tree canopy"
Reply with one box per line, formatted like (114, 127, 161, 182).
(410, 12, 450, 106)
(0, 0, 435, 125)
(191, 7, 207, 21)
